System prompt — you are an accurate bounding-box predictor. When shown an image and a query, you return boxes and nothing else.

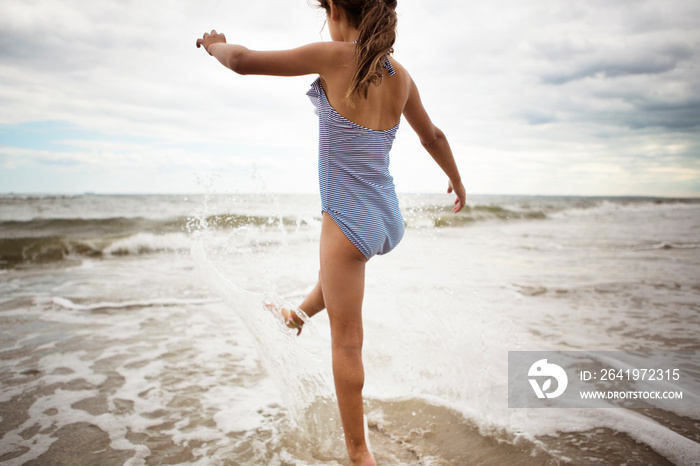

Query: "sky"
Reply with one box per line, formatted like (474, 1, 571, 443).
(0, 0, 699, 196)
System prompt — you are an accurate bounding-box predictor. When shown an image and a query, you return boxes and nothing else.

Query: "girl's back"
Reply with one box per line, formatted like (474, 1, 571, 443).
(319, 41, 410, 132)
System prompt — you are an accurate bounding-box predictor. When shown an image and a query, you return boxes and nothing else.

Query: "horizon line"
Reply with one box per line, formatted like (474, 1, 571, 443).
(2, 191, 699, 200)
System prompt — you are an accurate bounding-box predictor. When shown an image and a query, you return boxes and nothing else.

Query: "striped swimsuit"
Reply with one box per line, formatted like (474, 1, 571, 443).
(306, 58, 404, 259)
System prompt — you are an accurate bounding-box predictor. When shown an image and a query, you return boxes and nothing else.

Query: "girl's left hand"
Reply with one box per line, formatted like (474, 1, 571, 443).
(196, 30, 227, 54)
(448, 179, 466, 213)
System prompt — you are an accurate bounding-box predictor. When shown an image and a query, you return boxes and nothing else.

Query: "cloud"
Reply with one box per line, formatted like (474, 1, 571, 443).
(538, 42, 694, 85)
(0, 0, 698, 196)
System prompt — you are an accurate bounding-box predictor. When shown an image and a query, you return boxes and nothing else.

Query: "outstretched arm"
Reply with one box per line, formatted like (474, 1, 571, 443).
(196, 30, 337, 77)
(402, 78, 466, 213)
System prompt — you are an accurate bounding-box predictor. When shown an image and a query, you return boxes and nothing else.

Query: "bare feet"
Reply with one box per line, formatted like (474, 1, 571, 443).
(349, 450, 376, 466)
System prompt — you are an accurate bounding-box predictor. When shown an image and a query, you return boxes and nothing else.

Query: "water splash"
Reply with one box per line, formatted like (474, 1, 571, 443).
(191, 225, 346, 459)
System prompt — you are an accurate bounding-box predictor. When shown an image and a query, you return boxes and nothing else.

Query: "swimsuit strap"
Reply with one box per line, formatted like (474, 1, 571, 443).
(353, 39, 396, 76)
(383, 56, 396, 76)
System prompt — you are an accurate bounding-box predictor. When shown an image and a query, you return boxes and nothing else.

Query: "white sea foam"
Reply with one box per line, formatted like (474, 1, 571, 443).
(103, 232, 192, 256)
(52, 296, 219, 311)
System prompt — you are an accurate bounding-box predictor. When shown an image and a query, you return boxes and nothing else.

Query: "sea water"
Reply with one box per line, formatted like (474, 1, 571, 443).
(0, 193, 698, 465)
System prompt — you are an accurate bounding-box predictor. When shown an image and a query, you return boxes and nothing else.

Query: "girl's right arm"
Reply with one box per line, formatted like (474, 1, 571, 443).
(402, 78, 466, 213)
(196, 30, 339, 77)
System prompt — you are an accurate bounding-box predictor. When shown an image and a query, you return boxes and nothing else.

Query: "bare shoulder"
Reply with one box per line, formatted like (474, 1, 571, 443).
(294, 41, 353, 70)
(387, 57, 412, 83)
(317, 41, 356, 77)
(307, 41, 353, 59)
(385, 57, 414, 107)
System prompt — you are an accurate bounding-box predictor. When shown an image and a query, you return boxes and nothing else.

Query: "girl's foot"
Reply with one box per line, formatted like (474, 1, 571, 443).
(263, 300, 307, 335)
(349, 451, 376, 466)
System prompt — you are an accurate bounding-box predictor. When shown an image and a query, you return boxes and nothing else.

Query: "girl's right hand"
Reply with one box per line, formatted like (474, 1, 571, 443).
(196, 30, 227, 54)
(448, 179, 466, 213)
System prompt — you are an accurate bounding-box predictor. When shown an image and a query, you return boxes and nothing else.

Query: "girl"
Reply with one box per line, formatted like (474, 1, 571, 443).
(197, 1, 465, 464)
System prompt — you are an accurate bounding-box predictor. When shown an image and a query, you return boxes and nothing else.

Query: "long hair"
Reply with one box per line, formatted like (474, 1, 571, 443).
(316, 0, 398, 104)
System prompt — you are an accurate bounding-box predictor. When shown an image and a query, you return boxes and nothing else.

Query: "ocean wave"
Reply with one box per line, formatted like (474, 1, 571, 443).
(0, 217, 181, 239)
(103, 232, 192, 256)
(3, 195, 698, 267)
(404, 203, 547, 228)
(0, 214, 309, 267)
(0, 204, 549, 267)
(550, 196, 700, 220)
(0, 233, 192, 267)
(0, 214, 312, 238)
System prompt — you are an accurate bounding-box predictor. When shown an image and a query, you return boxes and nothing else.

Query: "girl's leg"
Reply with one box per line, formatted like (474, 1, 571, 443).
(298, 272, 325, 318)
(319, 213, 375, 466)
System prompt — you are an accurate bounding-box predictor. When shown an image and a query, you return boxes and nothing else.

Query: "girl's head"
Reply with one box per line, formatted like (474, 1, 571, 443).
(317, 0, 398, 103)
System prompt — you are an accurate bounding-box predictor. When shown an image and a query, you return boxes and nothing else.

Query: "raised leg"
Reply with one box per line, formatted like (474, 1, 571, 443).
(298, 272, 325, 318)
(319, 212, 375, 466)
